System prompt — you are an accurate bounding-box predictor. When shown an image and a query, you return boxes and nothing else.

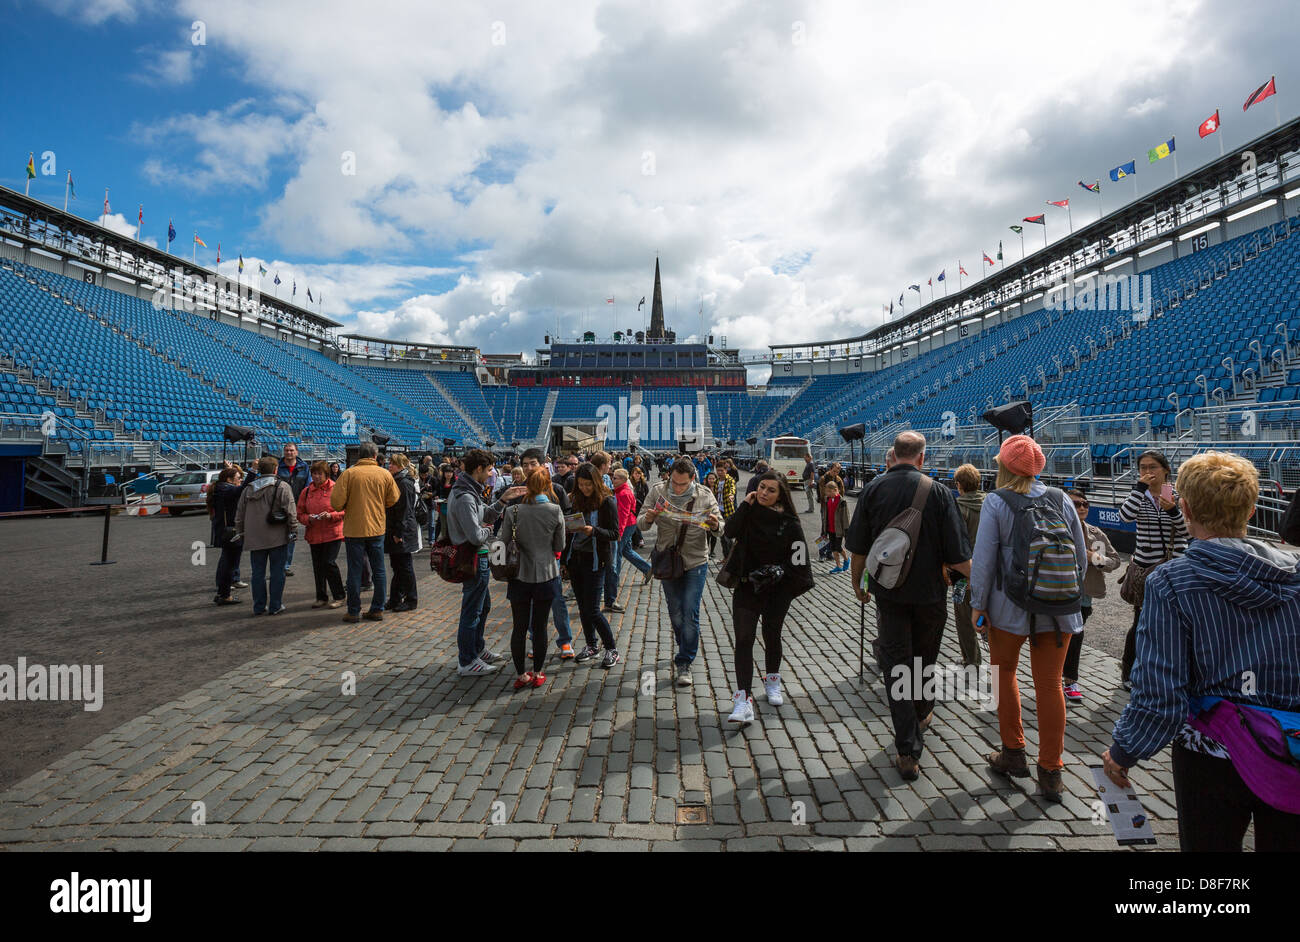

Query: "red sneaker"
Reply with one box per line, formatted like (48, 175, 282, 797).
(513, 672, 534, 690)
(532, 672, 547, 688)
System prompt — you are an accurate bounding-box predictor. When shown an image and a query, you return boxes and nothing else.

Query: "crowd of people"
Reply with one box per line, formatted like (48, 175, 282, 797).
(202, 435, 1300, 851)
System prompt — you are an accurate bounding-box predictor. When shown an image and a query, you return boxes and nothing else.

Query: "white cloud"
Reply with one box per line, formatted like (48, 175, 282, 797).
(135, 49, 196, 85)
(1126, 96, 1167, 118)
(112, 0, 1281, 364)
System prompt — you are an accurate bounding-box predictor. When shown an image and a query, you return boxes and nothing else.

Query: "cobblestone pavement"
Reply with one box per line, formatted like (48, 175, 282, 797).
(0, 506, 1187, 851)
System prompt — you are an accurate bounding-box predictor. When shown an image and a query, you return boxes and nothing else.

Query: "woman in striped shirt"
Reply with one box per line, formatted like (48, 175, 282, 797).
(1117, 450, 1189, 688)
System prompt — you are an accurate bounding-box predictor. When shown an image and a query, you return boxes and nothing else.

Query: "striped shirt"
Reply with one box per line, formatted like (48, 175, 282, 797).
(1117, 484, 1188, 566)
(1109, 538, 1300, 768)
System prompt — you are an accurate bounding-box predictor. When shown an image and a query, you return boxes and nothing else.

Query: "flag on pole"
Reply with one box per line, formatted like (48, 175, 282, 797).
(292, 280, 297, 297)
(67, 174, 76, 200)
(606, 297, 614, 304)
(1023, 215, 1045, 225)
(195, 235, 208, 248)
(274, 272, 281, 286)
(238, 254, 244, 274)
(958, 263, 969, 276)
(909, 284, 921, 293)
(1243, 76, 1277, 111)
(215, 242, 220, 262)
(1009, 225, 1023, 234)
(889, 300, 894, 315)
(167, 220, 176, 244)
(103, 191, 111, 216)
(1198, 110, 1220, 137)
(1147, 137, 1176, 163)
(927, 277, 933, 287)
(1047, 199, 1070, 208)
(936, 269, 946, 282)
(1109, 161, 1136, 181)
(997, 241, 1004, 261)
(26, 154, 36, 180)
(137, 205, 143, 225)
(983, 253, 995, 266)
(898, 292, 904, 305)
(307, 288, 314, 303)
(637, 296, 646, 310)
(258, 263, 267, 277)
(1078, 180, 1101, 193)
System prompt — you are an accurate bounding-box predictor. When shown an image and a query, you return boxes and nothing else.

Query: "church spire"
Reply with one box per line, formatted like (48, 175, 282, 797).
(648, 256, 665, 340)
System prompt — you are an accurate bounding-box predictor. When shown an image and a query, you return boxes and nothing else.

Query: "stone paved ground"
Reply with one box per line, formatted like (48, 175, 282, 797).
(0, 496, 1191, 851)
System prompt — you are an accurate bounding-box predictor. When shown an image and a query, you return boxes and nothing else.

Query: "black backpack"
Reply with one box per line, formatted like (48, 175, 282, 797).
(994, 487, 1082, 644)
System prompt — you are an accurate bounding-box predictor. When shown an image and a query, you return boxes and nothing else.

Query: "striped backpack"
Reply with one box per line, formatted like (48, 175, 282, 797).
(994, 487, 1082, 645)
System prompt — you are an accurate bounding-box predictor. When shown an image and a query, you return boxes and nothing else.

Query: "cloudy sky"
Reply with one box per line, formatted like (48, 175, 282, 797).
(3, 0, 1295, 379)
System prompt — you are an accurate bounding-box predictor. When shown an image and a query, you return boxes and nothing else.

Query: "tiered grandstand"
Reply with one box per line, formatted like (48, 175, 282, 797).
(3, 117, 1300, 538)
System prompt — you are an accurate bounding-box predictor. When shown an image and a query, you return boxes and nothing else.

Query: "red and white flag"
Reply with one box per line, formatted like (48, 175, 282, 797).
(605, 297, 614, 304)
(1047, 199, 1070, 208)
(1243, 76, 1277, 112)
(1198, 109, 1220, 137)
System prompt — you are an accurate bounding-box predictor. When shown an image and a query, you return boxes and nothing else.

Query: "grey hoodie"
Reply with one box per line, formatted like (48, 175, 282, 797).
(447, 471, 506, 551)
(235, 475, 296, 552)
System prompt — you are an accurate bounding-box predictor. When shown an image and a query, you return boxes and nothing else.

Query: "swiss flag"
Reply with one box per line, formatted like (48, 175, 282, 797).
(1198, 110, 1220, 138)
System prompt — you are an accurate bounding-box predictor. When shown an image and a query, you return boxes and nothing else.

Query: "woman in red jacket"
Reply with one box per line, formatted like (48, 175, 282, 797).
(612, 468, 651, 591)
(297, 461, 346, 608)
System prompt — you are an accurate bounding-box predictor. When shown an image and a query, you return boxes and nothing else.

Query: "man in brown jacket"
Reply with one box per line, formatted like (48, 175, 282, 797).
(331, 442, 400, 622)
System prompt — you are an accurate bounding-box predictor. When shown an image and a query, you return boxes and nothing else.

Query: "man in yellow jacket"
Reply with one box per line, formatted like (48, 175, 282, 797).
(331, 442, 400, 622)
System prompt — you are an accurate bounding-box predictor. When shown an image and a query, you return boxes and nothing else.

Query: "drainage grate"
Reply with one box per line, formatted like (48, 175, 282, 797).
(676, 805, 709, 825)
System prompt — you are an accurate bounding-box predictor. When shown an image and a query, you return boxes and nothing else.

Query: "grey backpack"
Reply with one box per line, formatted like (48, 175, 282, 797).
(865, 475, 933, 589)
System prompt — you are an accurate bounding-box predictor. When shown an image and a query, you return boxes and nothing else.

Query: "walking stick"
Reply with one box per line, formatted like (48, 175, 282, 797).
(858, 598, 865, 683)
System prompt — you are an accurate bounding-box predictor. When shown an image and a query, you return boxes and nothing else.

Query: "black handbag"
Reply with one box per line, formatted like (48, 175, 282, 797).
(490, 508, 521, 582)
(265, 481, 289, 526)
(650, 495, 695, 580)
(746, 564, 786, 593)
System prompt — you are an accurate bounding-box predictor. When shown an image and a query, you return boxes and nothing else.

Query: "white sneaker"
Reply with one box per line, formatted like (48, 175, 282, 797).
(479, 650, 504, 665)
(727, 691, 754, 724)
(457, 656, 500, 677)
(763, 673, 784, 706)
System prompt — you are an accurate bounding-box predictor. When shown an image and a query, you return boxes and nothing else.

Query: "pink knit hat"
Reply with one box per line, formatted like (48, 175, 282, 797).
(998, 434, 1045, 478)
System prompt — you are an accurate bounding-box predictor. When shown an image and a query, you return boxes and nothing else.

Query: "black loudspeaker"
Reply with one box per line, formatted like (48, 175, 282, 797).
(982, 400, 1034, 440)
(442, 438, 457, 449)
(371, 433, 391, 447)
(745, 437, 758, 446)
(345, 444, 361, 467)
(837, 423, 866, 442)
(223, 424, 256, 443)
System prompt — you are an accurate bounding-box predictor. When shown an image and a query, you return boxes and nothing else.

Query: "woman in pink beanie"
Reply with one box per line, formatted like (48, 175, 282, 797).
(968, 435, 1088, 803)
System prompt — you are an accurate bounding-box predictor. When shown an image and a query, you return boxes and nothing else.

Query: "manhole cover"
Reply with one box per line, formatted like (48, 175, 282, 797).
(676, 805, 709, 825)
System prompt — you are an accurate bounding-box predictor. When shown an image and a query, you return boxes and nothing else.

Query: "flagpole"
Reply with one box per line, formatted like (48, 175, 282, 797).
(136, 205, 142, 242)
(64, 171, 70, 211)
(957, 262, 962, 292)
(26, 153, 33, 196)
(1067, 204, 1073, 234)
(1019, 232, 1024, 261)
(192, 233, 197, 264)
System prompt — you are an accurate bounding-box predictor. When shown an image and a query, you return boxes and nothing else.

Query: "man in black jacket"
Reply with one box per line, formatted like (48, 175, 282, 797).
(845, 431, 972, 782)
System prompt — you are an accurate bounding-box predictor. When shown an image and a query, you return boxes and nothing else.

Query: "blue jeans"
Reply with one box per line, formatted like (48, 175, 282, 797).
(619, 524, 651, 576)
(345, 536, 387, 615)
(661, 563, 708, 666)
(285, 536, 296, 571)
(458, 554, 492, 667)
(249, 544, 288, 614)
(551, 593, 573, 647)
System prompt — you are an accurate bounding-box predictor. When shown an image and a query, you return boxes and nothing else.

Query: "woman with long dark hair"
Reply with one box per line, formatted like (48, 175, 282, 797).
(720, 471, 814, 723)
(499, 469, 565, 690)
(208, 465, 246, 605)
(1117, 449, 1189, 689)
(385, 452, 421, 612)
(568, 462, 622, 668)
